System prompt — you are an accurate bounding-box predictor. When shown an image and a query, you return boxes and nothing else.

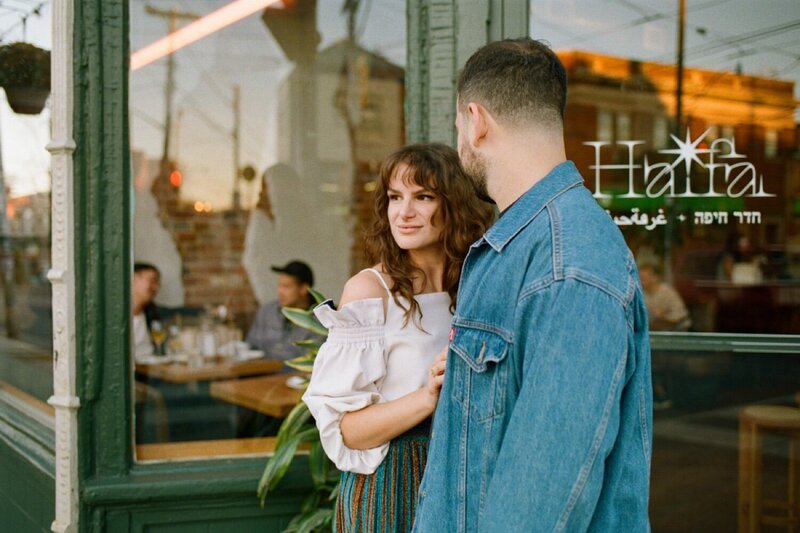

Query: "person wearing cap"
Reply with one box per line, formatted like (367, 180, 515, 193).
(245, 260, 321, 361)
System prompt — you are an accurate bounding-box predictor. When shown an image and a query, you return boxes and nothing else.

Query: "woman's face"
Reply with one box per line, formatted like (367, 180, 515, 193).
(387, 164, 444, 253)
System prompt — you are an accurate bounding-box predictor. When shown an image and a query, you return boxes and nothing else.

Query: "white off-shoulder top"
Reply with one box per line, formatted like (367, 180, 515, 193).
(302, 269, 453, 474)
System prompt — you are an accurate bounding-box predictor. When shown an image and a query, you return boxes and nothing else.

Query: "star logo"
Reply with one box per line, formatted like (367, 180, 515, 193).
(659, 128, 712, 175)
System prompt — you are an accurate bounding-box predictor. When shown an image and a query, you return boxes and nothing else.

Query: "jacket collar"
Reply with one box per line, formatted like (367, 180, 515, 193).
(480, 161, 584, 253)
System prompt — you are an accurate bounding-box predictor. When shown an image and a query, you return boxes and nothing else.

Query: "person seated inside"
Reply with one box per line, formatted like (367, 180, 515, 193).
(132, 262, 162, 362)
(639, 262, 691, 332)
(639, 261, 690, 410)
(246, 260, 323, 361)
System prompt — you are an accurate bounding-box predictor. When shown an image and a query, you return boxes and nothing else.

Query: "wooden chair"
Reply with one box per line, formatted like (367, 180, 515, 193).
(739, 405, 800, 532)
(134, 380, 170, 443)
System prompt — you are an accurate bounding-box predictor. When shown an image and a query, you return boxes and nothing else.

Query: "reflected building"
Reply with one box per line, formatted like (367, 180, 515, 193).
(559, 50, 799, 333)
(246, 1, 404, 302)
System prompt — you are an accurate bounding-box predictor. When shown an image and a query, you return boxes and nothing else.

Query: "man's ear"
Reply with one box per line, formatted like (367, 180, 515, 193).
(465, 102, 490, 147)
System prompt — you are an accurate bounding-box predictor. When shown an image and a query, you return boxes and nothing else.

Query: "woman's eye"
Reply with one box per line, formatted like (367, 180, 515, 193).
(418, 194, 435, 201)
(388, 194, 401, 201)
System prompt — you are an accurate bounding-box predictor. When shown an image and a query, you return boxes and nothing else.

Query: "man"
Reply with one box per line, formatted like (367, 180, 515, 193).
(246, 260, 320, 360)
(132, 262, 161, 362)
(639, 262, 690, 332)
(639, 261, 689, 410)
(413, 39, 652, 532)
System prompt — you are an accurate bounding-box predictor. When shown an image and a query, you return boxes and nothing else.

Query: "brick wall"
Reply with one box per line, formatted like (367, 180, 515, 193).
(151, 168, 258, 326)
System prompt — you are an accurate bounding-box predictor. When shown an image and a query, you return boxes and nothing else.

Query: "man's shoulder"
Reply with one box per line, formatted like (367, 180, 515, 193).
(545, 186, 636, 302)
(257, 300, 282, 316)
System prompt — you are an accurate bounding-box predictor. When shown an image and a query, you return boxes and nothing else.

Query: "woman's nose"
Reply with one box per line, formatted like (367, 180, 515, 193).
(399, 199, 416, 218)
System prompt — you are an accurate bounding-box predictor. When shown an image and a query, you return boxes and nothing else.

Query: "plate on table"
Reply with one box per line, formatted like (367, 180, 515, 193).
(236, 349, 264, 361)
(285, 375, 308, 390)
(137, 355, 174, 365)
(171, 353, 191, 364)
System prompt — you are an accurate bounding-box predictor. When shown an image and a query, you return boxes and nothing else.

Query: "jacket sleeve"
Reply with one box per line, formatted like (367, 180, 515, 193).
(480, 280, 634, 532)
(301, 299, 390, 474)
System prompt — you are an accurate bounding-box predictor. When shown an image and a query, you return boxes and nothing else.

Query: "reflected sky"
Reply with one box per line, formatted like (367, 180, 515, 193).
(0, 0, 797, 200)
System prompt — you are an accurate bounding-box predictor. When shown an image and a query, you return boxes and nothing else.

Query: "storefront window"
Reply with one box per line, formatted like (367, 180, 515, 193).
(129, 0, 405, 458)
(0, 5, 53, 410)
(531, 0, 799, 529)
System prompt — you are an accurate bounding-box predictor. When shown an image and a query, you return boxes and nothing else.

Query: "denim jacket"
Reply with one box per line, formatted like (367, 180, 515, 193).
(413, 161, 652, 532)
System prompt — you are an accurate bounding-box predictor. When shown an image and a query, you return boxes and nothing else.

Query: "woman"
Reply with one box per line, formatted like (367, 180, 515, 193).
(303, 143, 494, 532)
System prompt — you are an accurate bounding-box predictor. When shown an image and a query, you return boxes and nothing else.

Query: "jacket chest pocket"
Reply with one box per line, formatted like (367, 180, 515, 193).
(449, 325, 510, 423)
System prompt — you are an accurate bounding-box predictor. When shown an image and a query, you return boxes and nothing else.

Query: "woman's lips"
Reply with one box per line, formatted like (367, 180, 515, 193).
(396, 225, 421, 233)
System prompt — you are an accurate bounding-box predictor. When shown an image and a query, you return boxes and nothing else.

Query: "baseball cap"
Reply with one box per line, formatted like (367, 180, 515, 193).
(271, 260, 314, 286)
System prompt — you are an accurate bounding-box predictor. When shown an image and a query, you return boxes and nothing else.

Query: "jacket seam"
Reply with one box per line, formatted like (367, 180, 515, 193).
(450, 318, 514, 343)
(488, 181, 583, 252)
(547, 204, 564, 280)
(519, 270, 628, 307)
(554, 345, 629, 532)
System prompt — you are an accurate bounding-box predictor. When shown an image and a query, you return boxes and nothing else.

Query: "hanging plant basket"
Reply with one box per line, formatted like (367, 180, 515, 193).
(4, 86, 50, 115)
(0, 42, 51, 116)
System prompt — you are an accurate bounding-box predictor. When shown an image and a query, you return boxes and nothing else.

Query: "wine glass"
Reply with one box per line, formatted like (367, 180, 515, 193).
(150, 320, 167, 356)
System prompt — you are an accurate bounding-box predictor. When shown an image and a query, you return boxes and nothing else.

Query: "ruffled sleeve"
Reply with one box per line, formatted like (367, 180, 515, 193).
(302, 298, 389, 474)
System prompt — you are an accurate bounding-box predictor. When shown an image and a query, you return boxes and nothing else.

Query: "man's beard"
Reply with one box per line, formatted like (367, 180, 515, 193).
(460, 144, 494, 204)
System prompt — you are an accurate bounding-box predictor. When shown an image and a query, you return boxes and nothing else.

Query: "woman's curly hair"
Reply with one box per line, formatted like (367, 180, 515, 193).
(365, 142, 495, 325)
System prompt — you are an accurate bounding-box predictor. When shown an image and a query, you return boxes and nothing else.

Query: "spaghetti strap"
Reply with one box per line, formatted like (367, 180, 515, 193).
(362, 268, 391, 297)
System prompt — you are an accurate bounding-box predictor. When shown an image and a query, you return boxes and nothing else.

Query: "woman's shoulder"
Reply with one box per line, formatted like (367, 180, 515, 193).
(339, 266, 391, 307)
(314, 269, 388, 329)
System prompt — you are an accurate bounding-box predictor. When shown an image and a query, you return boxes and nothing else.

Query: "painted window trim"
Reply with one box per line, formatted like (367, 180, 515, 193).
(42, 0, 800, 530)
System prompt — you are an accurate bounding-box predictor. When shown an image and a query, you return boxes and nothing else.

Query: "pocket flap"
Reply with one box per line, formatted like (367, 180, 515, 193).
(450, 326, 510, 373)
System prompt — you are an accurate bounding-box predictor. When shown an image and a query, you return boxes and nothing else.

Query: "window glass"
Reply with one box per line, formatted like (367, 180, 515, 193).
(597, 109, 613, 142)
(531, 0, 800, 528)
(532, 0, 799, 336)
(130, 0, 405, 457)
(0, 4, 53, 409)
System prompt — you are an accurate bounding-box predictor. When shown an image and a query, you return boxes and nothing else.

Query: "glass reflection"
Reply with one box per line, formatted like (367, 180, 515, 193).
(531, 1, 800, 530)
(531, 0, 800, 336)
(130, 0, 405, 453)
(0, 4, 53, 405)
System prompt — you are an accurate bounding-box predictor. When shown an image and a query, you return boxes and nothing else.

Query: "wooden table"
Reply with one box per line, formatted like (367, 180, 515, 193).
(209, 372, 305, 418)
(135, 357, 284, 384)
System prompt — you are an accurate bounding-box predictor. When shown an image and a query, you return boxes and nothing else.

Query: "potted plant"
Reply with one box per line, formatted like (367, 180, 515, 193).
(0, 42, 51, 115)
(258, 288, 339, 532)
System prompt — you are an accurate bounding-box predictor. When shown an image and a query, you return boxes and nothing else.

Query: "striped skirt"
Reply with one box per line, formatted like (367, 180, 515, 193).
(335, 421, 430, 533)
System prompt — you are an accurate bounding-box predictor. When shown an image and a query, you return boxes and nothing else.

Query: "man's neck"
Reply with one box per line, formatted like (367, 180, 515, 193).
(487, 130, 566, 212)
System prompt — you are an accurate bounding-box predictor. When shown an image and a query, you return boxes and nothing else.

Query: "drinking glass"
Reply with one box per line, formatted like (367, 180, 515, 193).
(150, 320, 167, 355)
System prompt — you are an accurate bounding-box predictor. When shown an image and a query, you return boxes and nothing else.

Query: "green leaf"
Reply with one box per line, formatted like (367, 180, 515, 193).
(299, 490, 322, 514)
(274, 402, 313, 451)
(282, 307, 328, 336)
(258, 427, 319, 504)
(284, 354, 315, 374)
(328, 482, 340, 502)
(291, 509, 334, 533)
(308, 440, 329, 487)
(308, 287, 326, 305)
(292, 338, 322, 350)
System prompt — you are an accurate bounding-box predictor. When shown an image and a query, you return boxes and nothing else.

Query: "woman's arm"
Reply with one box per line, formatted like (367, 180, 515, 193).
(334, 268, 448, 450)
(340, 348, 447, 450)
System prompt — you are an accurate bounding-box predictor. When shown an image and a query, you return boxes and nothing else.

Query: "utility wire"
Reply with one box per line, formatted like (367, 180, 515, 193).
(132, 107, 164, 131)
(0, 0, 46, 42)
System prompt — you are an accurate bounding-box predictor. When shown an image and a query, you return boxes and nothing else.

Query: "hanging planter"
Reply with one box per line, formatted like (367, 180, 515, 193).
(0, 42, 51, 115)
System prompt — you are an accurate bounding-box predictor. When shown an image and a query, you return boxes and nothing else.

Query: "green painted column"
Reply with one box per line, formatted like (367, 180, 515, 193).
(73, 0, 133, 487)
(406, 0, 529, 145)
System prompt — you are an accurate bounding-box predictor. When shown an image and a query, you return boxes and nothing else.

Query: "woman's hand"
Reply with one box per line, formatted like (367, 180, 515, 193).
(424, 347, 448, 410)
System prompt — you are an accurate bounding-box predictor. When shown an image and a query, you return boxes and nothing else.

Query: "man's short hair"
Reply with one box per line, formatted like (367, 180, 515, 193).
(134, 262, 159, 275)
(271, 260, 314, 286)
(457, 38, 567, 129)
